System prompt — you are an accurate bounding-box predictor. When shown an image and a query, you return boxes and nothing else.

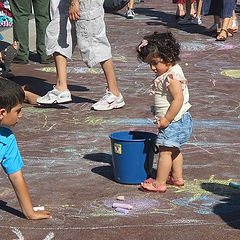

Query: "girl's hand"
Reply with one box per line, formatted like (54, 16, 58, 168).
(69, 0, 80, 22)
(157, 116, 170, 128)
(26, 210, 52, 220)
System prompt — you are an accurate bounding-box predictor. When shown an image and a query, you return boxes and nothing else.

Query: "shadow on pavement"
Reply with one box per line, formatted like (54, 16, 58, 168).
(201, 182, 240, 229)
(0, 200, 25, 219)
(84, 153, 115, 182)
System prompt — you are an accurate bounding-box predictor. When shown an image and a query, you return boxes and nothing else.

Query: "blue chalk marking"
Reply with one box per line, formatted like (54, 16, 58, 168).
(112, 202, 133, 209)
(193, 120, 240, 130)
(229, 182, 240, 190)
(0, 33, 3, 41)
(107, 118, 154, 126)
(115, 207, 129, 214)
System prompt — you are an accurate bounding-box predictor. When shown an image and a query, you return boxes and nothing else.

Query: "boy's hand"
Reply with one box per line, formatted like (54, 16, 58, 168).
(27, 210, 52, 220)
(69, 0, 80, 21)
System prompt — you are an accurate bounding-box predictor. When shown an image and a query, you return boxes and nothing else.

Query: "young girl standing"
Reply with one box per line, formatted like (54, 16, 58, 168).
(137, 32, 193, 193)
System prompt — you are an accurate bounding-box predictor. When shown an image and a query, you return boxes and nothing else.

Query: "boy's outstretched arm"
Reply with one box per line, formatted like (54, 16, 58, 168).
(8, 170, 52, 220)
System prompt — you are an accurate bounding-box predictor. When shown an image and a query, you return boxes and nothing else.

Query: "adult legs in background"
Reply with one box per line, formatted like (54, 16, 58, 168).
(9, 0, 51, 64)
(176, 0, 186, 19)
(216, 17, 231, 41)
(9, 0, 31, 63)
(231, 10, 238, 33)
(125, 0, 135, 19)
(32, 0, 52, 63)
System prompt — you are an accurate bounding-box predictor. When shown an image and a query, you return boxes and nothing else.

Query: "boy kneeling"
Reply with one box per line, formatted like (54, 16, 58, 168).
(0, 78, 51, 219)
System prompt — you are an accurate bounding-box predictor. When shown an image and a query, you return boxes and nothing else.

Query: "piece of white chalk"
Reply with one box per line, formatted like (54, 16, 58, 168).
(115, 207, 129, 214)
(112, 202, 133, 209)
(33, 206, 45, 211)
(116, 196, 125, 201)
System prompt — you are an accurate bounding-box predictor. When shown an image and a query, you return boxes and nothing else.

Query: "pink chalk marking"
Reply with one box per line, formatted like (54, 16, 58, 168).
(210, 79, 216, 86)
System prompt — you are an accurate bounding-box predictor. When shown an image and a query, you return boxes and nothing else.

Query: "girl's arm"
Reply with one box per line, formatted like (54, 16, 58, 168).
(8, 170, 52, 220)
(158, 77, 184, 128)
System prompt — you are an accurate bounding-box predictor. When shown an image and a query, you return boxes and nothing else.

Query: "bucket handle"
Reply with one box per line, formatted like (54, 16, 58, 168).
(151, 141, 159, 154)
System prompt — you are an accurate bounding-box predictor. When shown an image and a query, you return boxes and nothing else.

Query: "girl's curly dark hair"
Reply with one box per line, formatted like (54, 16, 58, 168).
(137, 32, 180, 65)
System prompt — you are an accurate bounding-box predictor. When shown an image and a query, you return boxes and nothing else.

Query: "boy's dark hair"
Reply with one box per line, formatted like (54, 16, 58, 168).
(0, 78, 25, 112)
(137, 32, 180, 65)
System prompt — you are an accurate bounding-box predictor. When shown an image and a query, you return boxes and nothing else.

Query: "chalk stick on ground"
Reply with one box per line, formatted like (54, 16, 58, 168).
(229, 182, 240, 189)
(115, 207, 129, 214)
(33, 206, 45, 211)
(116, 195, 125, 201)
(112, 202, 133, 209)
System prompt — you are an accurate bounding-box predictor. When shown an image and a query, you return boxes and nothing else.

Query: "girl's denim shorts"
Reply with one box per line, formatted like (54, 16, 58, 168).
(156, 112, 193, 149)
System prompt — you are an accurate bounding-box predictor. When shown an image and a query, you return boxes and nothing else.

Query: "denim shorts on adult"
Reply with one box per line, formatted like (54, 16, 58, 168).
(156, 112, 193, 148)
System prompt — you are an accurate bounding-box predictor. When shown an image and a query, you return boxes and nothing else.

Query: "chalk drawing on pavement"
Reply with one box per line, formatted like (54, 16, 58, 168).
(220, 69, 240, 79)
(35, 67, 103, 74)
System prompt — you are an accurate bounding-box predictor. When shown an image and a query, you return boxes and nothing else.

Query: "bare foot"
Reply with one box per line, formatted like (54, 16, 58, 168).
(22, 85, 40, 105)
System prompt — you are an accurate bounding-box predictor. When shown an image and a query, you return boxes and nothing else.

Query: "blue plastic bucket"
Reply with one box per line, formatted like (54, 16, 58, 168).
(109, 131, 158, 184)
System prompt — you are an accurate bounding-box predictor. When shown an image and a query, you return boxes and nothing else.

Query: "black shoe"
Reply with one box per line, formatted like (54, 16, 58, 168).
(12, 58, 29, 64)
(1, 70, 15, 79)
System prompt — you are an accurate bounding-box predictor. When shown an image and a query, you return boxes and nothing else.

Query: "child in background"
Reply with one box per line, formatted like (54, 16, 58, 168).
(125, 0, 135, 19)
(177, 0, 202, 25)
(0, 78, 52, 219)
(136, 32, 193, 193)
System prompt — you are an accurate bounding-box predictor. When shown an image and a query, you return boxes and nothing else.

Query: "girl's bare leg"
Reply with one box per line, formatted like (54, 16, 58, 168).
(155, 149, 173, 185)
(171, 150, 183, 180)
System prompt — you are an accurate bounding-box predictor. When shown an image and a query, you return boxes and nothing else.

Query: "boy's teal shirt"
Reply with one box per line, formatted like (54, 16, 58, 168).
(0, 126, 23, 174)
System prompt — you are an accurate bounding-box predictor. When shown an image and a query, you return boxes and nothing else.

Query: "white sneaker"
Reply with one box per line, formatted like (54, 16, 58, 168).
(92, 89, 125, 111)
(37, 86, 72, 104)
(125, 9, 135, 19)
(192, 17, 202, 25)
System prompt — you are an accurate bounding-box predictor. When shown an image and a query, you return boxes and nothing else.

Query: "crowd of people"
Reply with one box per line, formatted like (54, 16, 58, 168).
(0, 0, 239, 220)
(174, 0, 239, 41)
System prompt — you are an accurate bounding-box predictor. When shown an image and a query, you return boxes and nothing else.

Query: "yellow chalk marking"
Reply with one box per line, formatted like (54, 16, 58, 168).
(88, 68, 103, 74)
(170, 175, 232, 200)
(220, 69, 240, 78)
(84, 116, 106, 125)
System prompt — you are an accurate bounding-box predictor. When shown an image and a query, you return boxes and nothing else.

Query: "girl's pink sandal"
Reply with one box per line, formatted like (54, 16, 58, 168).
(166, 177, 184, 186)
(143, 178, 155, 183)
(140, 182, 167, 193)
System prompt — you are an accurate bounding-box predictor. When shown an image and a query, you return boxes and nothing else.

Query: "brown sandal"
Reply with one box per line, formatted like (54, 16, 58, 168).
(216, 29, 228, 41)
